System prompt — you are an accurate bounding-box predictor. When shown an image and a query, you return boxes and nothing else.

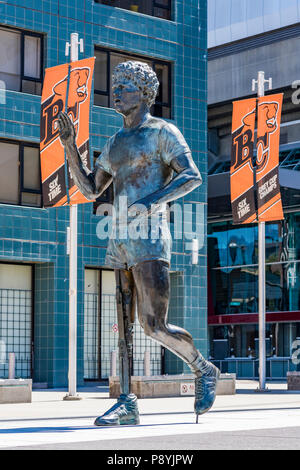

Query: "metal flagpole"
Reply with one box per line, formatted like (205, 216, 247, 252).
(63, 33, 84, 400)
(252, 71, 272, 392)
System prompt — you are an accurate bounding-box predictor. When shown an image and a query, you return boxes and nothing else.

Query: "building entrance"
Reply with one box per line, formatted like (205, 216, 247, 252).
(0, 263, 33, 378)
(84, 268, 163, 380)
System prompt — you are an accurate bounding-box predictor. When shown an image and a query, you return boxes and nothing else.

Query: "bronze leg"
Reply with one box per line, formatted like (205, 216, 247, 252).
(131, 260, 220, 422)
(131, 260, 199, 366)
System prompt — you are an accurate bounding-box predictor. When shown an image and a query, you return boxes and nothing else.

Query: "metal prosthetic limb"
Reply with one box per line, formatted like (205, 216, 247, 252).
(115, 269, 135, 396)
(94, 269, 139, 426)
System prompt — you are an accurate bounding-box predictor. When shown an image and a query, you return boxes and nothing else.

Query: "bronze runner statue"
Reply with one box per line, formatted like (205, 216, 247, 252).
(58, 61, 220, 425)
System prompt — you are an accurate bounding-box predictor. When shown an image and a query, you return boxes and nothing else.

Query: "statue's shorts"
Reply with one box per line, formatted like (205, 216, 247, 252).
(105, 219, 172, 270)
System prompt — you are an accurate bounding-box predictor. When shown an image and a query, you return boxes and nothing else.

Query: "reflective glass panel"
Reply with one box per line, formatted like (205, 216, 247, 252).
(0, 142, 19, 204)
(0, 28, 21, 91)
(208, 222, 257, 268)
(209, 266, 258, 315)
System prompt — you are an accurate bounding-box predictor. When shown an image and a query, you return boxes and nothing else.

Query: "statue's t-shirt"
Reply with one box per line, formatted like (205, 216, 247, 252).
(95, 115, 191, 269)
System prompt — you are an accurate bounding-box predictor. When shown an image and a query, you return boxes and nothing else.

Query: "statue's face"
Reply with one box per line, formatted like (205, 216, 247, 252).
(112, 80, 143, 116)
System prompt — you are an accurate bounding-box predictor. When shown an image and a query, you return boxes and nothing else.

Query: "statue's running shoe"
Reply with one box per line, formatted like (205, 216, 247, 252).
(94, 393, 140, 426)
(194, 362, 220, 422)
(188, 352, 220, 422)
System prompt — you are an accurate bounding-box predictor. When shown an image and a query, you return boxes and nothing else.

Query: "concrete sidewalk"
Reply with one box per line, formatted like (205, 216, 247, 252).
(0, 381, 300, 450)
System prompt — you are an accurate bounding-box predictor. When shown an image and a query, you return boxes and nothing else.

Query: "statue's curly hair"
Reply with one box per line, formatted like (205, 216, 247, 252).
(112, 61, 159, 108)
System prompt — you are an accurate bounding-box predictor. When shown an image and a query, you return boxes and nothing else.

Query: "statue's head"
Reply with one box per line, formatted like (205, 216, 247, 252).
(112, 61, 159, 115)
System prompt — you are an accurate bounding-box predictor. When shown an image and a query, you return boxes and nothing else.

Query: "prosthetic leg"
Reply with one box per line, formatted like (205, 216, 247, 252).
(94, 269, 139, 426)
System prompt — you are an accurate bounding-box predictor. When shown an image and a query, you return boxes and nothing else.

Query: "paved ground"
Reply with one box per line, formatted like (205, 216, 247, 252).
(0, 381, 300, 451)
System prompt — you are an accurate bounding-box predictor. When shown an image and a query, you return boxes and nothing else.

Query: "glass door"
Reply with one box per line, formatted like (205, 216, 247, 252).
(0, 263, 33, 378)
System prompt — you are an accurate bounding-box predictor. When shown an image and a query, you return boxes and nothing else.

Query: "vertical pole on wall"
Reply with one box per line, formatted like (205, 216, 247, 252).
(63, 33, 83, 400)
(252, 71, 272, 392)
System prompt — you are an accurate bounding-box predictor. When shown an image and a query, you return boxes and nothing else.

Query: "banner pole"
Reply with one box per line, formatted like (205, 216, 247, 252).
(63, 32, 83, 400)
(252, 71, 272, 392)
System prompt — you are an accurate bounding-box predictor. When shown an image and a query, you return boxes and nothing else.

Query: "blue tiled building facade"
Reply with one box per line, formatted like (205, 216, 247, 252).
(0, 0, 207, 387)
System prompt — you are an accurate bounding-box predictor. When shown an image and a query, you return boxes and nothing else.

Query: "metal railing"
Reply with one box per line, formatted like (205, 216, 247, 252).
(0, 355, 31, 379)
(212, 357, 296, 380)
(84, 293, 162, 380)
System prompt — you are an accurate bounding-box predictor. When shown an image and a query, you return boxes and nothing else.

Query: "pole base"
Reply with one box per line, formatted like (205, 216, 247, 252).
(255, 387, 271, 393)
(63, 394, 82, 401)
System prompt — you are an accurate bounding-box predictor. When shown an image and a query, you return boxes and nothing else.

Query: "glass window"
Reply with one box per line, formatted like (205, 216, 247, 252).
(24, 35, 41, 79)
(208, 221, 257, 268)
(0, 27, 42, 96)
(152, 62, 170, 119)
(0, 28, 21, 92)
(209, 266, 258, 315)
(0, 141, 42, 207)
(266, 262, 300, 312)
(94, 49, 109, 107)
(95, 0, 172, 20)
(23, 147, 40, 191)
(94, 47, 172, 118)
(0, 142, 19, 204)
(265, 222, 283, 263)
(209, 260, 300, 315)
(210, 322, 300, 360)
(208, 220, 286, 268)
(282, 213, 300, 262)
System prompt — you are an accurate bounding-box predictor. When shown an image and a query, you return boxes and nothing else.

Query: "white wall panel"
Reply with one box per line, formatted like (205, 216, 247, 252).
(208, 0, 300, 47)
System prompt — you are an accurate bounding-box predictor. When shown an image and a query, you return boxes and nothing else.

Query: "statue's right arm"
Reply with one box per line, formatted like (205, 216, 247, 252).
(57, 112, 112, 200)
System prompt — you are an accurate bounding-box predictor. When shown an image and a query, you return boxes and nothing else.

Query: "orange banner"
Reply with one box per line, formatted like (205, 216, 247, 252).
(40, 57, 95, 207)
(231, 98, 257, 224)
(256, 94, 284, 222)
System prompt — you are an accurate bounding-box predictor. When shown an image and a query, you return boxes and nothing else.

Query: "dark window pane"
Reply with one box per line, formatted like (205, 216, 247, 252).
(21, 192, 41, 207)
(153, 7, 170, 20)
(208, 222, 257, 268)
(265, 222, 283, 263)
(94, 50, 108, 92)
(0, 28, 21, 91)
(0, 142, 19, 204)
(266, 262, 300, 313)
(24, 35, 41, 79)
(95, 0, 171, 19)
(94, 93, 109, 107)
(162, 106, 171, 119)
(209, 266, 258, 315)
(154, 63, 170, 104)
(23, 146, 41, 191)
(21, 80, 41, 95)
(155, 0, 169, 6)
(282, 213, 300, 261)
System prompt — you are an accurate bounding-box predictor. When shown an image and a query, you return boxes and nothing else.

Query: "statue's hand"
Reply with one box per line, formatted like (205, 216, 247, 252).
(57, 112, 76, 147)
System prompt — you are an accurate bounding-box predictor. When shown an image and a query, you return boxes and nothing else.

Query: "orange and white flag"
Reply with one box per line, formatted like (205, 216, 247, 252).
(231, 98, 257, 224)
(256, 94, 284, 222)
(40, 57, 95, 207)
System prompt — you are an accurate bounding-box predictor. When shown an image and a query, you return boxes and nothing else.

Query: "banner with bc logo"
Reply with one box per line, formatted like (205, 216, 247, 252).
(231, 94, 284, 224)
(40, 57, 95, 207)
